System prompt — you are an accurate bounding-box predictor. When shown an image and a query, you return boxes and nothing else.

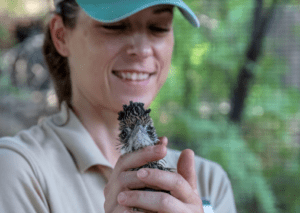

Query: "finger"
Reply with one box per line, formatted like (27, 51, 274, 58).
(113, 142, 167, 174)
(133, 207, 156, 213)
(106, 198, 149, 213)
(117, 191, 187, 213)
(157, 136, 168, 146)
(177, 149, 198, 194)
(136, 168, 199, 204)
(109, 204, 142, 213)
(104, 171, 149, 212)
(104, 200, 126, 213)
(118, 170, 168, 191)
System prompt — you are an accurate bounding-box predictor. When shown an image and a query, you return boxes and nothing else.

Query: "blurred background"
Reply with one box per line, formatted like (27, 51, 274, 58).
(0, 0, 299, 212)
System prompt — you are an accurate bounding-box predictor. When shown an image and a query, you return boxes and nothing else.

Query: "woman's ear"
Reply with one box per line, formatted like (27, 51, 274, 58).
(50, 14, 70, 57)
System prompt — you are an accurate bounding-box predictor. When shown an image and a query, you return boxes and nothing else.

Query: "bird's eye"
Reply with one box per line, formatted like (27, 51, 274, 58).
(121, 130, 128, 139)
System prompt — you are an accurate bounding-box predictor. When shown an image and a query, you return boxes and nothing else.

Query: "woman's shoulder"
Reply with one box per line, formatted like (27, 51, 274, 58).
(0, 117, 59, 176)
(0, 120, 49, 155)
(0, 128, 50, 212)
(0, 146, 37, 179)
(0, 122, 49, 173)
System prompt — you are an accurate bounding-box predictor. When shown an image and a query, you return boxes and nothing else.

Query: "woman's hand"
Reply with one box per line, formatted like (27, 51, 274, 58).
(117, 148, 204, 213)
(104, 137, 169, 213)
(104, 136, 204, 213)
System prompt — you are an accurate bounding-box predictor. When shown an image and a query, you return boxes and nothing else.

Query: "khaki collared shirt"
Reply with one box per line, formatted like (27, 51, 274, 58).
(0, 104, 237, 213)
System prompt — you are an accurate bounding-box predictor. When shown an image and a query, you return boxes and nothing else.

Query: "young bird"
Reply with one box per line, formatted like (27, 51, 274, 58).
(117, 101, 172, 186)
(118, 101, 172, 171)
(118, 102, 175, 212)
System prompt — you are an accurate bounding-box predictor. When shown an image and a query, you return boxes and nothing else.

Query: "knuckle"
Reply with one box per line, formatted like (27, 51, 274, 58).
(119, 206, 131, 213)
(118, 153, 126, 162)
(117, 171, 125, 182)
(103, 184, 110, 198)
(117, 158, 127, 170)
(123, 191, 139, 205)
(149, 146, 162, 158)
(116, 154, 131, 170)
(155, 145, 167, 157)
(161, 193, 172, 209)
(137, 147, 153, 162)
(103, 200, 109, 211)
(130, 191, 140, 200)
(117, 172, 129, 190)
(175, 175, 185, 188)
(142, 146, 152, 155)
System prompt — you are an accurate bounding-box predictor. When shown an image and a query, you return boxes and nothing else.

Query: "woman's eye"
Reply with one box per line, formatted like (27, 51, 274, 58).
(149, 26, 170, 33)
(102, 25, 127, 31)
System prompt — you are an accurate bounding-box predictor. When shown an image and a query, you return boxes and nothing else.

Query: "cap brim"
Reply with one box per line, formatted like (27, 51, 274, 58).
(76, 0, 200, 28)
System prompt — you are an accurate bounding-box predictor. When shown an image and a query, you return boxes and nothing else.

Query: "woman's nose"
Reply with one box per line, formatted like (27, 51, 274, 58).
(126, 33, 153, 59)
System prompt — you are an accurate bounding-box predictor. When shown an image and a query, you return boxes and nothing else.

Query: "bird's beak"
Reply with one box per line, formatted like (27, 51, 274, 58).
(131, 125, 153, 147)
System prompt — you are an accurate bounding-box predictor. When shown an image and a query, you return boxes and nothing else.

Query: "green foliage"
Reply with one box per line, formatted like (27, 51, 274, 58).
(0, 73, 31, 99)
(293, 24, 300, 38)
(0, 24, 11, 47)
(0, 74, 17, 95)
(151, 0, 300, 212)
(0, 24, 9, 39)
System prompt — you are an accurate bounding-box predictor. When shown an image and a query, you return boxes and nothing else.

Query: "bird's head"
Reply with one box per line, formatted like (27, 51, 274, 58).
(118, 101, 159, 155)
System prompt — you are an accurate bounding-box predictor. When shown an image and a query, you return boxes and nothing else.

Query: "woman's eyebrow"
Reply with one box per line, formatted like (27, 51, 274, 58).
(153, 7, 173, 15)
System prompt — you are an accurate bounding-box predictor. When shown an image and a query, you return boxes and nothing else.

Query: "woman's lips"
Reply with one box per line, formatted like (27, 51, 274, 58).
(112, 70, 155, 81)
(110, 70, 156, 96)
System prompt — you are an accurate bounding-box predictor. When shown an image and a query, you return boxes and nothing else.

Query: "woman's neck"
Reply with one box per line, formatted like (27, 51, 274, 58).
(72, 99, 121, 167)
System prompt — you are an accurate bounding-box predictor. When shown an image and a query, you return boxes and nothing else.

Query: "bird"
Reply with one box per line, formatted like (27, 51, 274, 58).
(117, 101, 173, 212)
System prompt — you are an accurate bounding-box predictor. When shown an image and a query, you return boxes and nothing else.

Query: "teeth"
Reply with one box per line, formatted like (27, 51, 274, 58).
(131, 73, 137, 80)
(121, 72, 127, 79)
(116, 72, 150, 80)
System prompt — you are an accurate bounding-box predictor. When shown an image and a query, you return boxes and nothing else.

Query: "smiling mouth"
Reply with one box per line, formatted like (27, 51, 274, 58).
(112, 71, 154, 81)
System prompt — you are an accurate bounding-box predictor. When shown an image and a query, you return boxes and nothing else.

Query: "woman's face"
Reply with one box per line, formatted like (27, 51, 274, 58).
(65, 5, 174, 112)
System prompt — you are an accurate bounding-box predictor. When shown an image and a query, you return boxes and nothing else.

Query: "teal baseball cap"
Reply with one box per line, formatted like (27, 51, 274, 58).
(54, 0, 200, 27)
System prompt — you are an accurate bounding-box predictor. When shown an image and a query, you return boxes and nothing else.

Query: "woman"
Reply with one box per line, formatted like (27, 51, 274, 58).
(0, 0, 237, 212)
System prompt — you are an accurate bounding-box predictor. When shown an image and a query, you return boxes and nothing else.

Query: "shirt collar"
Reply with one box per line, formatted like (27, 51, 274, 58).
(48, 102, 113, 173)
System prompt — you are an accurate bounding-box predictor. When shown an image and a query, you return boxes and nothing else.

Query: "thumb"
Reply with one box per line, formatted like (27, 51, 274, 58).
(177, 149, 198, 194)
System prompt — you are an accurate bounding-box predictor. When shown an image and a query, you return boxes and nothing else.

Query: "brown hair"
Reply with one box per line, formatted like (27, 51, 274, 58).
(43, 0, 80, 109)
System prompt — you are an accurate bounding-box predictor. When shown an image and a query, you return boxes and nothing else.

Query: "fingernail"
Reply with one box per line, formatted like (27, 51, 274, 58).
(137, 169, 148, 178)
(118, 192, 127, 204)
